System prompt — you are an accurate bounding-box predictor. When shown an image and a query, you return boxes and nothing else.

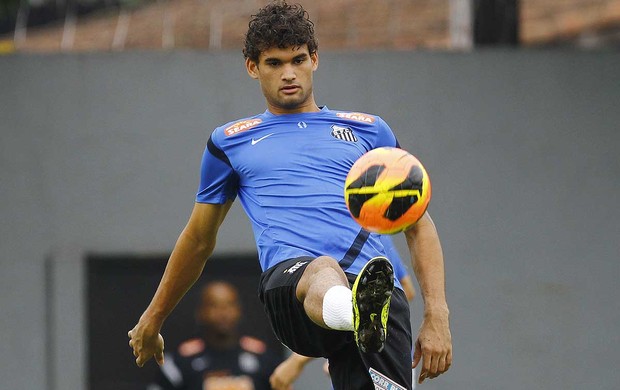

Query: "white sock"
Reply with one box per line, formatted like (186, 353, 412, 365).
(322, 285, 354, 331)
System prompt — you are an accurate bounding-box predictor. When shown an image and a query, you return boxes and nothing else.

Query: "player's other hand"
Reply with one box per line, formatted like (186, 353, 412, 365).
(270, 353, 314, 390)
(412, 310, 452, 384)
(269, 358, 302, 390)
(127, 322, 165, 368)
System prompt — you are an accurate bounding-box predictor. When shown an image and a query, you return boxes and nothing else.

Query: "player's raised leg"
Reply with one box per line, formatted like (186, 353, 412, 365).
(296, 255, 394, 353)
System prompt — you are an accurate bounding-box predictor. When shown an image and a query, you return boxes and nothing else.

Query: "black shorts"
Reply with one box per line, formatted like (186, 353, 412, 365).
(259, 256, 413, 390)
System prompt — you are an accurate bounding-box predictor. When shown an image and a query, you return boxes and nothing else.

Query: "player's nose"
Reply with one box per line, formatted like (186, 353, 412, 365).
(281, 65, 296, 81)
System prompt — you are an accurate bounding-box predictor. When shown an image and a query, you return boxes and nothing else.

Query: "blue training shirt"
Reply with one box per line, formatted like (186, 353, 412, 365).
(197, 106, 405, 287)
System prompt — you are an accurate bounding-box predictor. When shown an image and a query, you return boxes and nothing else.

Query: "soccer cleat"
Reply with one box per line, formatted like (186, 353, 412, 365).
(352, 256, 394, 353)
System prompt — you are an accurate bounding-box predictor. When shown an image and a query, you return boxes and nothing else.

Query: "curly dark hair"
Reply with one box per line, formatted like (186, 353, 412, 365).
(243, 1, 318, 62)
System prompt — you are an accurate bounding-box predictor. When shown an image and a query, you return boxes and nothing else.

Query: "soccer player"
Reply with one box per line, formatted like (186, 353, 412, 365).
(148, 281, 281, 390)
(128, 2, 452, 389)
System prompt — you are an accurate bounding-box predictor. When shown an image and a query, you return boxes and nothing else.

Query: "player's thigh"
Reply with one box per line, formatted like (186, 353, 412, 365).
(259, 257, 348, 357)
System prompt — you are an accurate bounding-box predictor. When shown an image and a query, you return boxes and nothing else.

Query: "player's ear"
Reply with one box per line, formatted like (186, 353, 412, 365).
(311, 51, 319, 71)
(246, 58, 259, 79)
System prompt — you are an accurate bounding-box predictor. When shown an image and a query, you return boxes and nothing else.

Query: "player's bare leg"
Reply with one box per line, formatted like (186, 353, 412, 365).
(296, 256, 351, 329)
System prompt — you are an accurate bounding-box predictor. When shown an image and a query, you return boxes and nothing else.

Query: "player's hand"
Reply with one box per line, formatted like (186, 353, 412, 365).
(128, 321, 165, 368)
(269, 355, 307, 390)
(412, 311, 452, 384)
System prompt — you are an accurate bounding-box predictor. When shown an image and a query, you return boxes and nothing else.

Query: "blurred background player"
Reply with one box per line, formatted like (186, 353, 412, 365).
(269, 235, 417, 390)
(147, 281, 281, 390)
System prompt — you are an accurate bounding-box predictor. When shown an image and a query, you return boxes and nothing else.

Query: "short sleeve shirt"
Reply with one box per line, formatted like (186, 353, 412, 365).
(197, 107, 403, 286)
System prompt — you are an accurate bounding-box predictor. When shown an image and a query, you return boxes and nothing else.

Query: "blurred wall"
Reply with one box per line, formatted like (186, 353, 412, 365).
(1, 50, 619, 390)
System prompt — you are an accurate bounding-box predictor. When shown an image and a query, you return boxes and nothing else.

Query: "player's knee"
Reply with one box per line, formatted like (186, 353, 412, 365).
(306, 256, 345, 282)
(309, 255, 339, 271)
(297, 256, 345, 300)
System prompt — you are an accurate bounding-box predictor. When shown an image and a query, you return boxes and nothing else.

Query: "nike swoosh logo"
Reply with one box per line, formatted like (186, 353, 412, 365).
(251, 133, 275, 145)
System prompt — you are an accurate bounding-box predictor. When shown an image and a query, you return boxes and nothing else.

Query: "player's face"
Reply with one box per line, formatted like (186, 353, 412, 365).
(196, 284, 241, 335)
(246, 44, 319, 114)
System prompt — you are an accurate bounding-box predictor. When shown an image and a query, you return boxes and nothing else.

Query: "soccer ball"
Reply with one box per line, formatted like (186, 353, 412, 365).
(344, 147, 431, 234)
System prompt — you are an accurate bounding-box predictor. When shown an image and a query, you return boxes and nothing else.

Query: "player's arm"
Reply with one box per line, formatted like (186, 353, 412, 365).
(128, 200, 233, 367)
(404, 211, 452, 383)
(269, 352, 314, 390)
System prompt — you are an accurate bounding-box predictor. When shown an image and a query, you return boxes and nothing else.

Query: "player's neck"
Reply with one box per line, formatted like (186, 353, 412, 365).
(267, 99, 320, 115)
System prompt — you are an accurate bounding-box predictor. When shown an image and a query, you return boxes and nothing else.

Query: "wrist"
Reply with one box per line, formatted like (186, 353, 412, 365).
(423, 303, 450, 319)
(292, 354, 313, 368)
(140, 309, 166, 331)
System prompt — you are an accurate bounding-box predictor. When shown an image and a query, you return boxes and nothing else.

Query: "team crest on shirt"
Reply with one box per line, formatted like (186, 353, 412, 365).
(239, 352, 260, 373)
(331, 125, 358, 142)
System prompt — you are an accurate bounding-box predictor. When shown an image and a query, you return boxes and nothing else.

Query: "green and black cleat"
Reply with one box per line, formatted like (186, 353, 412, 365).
(352, 256, 394, 353)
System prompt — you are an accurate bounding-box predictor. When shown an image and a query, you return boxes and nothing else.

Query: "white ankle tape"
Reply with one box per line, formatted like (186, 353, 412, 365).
(322, 285, 354, 331)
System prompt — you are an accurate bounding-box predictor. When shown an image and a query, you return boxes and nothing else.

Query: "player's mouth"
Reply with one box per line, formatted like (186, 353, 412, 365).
(280, 85, 300, 94)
